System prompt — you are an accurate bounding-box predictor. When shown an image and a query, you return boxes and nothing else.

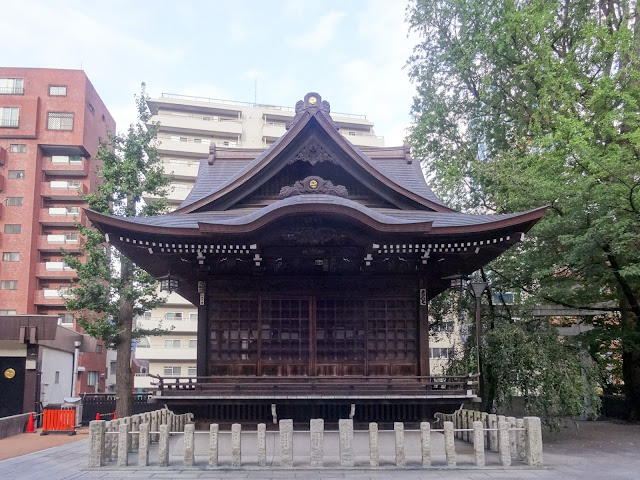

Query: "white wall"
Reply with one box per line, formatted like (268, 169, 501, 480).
(40, 347, 73, 405)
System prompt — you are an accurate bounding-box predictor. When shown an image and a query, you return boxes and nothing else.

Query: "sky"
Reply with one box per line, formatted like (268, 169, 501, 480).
(1, 0, 420, 145)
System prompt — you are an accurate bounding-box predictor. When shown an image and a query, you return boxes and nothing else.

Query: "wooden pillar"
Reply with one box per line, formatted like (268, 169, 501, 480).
(418, 280, 430, 376)
(197, 279, 208, 377)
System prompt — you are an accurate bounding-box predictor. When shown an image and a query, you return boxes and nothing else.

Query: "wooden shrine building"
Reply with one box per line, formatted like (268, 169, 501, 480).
(86, 93, 544, 422)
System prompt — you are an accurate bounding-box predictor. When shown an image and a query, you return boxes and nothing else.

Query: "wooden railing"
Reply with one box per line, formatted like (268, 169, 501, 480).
(149, 374, 479, 397)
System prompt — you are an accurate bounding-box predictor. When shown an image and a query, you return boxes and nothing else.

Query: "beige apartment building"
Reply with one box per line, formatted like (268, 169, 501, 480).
(133, 93, 384, 390)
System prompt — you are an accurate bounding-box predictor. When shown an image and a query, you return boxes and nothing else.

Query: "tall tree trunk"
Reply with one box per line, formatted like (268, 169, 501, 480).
(116, 258, 134, 418)
(620, 295, 640, 420)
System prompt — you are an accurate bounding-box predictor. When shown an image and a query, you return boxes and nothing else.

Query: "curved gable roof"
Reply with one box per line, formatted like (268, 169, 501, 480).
(173, 93, 456, 214)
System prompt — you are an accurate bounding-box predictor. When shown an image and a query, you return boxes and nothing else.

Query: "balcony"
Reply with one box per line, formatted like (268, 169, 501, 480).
(153, 113, 243, 136)
(262, 123, 286, 141)
(38, 234, 83, 252)
(42, 156, 89, 177)
(135, 316, 198, 333)
(161, 159, 200, 180)
(40, 207, 84, 226)
(342, 131, 385, 148)
(35, 262, 77, 280)
(134, 345, 197, 361)
(40, 181, 88, 200)
(34, 289, 74, 306)
(155, 136, 209, 157)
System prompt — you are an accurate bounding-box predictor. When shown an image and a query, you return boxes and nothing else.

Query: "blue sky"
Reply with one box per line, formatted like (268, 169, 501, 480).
(1, 0, 419, 145)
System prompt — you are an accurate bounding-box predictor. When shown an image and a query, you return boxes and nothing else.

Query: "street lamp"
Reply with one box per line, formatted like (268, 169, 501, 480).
(468, 281, 488, 400)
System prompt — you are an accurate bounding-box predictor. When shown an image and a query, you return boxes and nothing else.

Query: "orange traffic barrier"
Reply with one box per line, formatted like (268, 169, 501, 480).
(26, 412, 35, 433)
(41, 408, 76, 435)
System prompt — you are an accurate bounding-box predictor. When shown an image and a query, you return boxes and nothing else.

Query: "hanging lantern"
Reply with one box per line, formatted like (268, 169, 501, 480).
(444, 274, 468, 292)
(159, 272, 179, 293)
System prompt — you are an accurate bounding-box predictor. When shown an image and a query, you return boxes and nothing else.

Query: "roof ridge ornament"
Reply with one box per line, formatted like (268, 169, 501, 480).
(285, 92, 339, 131)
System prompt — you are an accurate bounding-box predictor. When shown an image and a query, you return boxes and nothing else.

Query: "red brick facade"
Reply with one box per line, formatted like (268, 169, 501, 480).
(0, 68, 115, 393)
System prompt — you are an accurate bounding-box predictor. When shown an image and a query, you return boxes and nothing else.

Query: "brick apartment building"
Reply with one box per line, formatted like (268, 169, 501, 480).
(0, 68, 115, 394)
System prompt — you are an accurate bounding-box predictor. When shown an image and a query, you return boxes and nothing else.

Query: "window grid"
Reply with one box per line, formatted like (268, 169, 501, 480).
(209, 299, 259, 361)
(316, 298, 366, 361)
(6, 197, 22, 206)
(2, 280, 18, 290)
(49, 85, 67, 96)
(8, 170, 25, 179)
(47, 112, 74, 130)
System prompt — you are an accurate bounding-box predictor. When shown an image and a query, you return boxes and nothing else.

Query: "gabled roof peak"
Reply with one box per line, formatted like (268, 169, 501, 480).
(286, 92, 339, 132)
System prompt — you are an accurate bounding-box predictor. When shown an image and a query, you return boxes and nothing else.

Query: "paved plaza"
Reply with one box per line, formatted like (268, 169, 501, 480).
(0, 420, 638, 480)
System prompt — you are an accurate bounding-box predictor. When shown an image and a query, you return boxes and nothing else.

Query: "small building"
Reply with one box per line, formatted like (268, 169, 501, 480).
(0, 315, 99, 417)
(86, 93, 544, 422)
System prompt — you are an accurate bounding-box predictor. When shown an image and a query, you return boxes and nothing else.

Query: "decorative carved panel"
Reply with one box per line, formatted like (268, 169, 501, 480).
(279, 176, 348, 198)
(288, 143, 337, 166)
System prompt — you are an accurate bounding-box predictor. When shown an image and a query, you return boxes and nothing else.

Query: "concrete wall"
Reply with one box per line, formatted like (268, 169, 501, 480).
(0, 413, 31, 440)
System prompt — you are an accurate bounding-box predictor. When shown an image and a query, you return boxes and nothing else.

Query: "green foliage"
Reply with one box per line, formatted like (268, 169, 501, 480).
(408, 0, 640, 416)
(65, 84, 171, 348)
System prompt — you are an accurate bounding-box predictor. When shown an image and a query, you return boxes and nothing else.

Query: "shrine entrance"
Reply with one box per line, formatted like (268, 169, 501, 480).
(207, 294, 418, 378)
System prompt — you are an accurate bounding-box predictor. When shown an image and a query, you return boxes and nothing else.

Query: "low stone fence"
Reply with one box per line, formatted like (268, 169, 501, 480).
(89, 412, 543, 469)
(435, 409, 543, 467)
(0, 412, 32, 440)
(88, 408, 193, 467)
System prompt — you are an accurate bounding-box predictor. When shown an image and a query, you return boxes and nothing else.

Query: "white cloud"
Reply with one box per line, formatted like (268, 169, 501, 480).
(286, 11, 347, 51)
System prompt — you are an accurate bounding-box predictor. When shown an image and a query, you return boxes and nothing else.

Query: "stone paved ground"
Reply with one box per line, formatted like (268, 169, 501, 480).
(0, 420, 638, 480)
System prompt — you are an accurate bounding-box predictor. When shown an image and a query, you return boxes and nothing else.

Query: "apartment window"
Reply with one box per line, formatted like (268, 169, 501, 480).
(1, 280, 18, 290)
(110, 361, 116, 375)
(0, 310, 17, 315)
(223, 140, 237, 147)
(193, 138, 202, 144)
(4, 224, 21, 234)
(58, 313, 73, 324)
(0, 78, 23, 95)
(429, 347, 454, 359)
(0, 107, 19, 127)
(431, 321, 454, 334)
(179, 136, 187, 142)
(188, 339, 197, 348)
(165, 312, 183, 320)
(9, 144, 26, 153)
(47, 112, 74, 130)
(96, 344, 103, 354)
(6, 197, 23, 206)
(2, 252, 20, 262)
(64, 232, 78, 242)
(163, 366, 181, 376)
(54, 371, 60, 384)
(189, 312, 198, 321)
(86, 371, 99, 386)
(49, 85, 67, 96)
(67, 206, 80, 214)
(8, 170, 25, 179)
(187, 367, 197, 376)
(164, 339, 181, 348)
(87, 102, 95, 114)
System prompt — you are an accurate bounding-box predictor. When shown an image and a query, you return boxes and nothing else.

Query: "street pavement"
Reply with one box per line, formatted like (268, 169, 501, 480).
(0, 420, 638, 480)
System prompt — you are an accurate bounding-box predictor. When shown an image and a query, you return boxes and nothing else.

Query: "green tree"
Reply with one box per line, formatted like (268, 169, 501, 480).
(65, 84, 171, 417)
(407, 0, 640, 417)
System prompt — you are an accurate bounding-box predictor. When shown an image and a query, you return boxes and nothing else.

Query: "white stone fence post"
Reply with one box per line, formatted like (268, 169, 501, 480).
(90, 411, 543, 469)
